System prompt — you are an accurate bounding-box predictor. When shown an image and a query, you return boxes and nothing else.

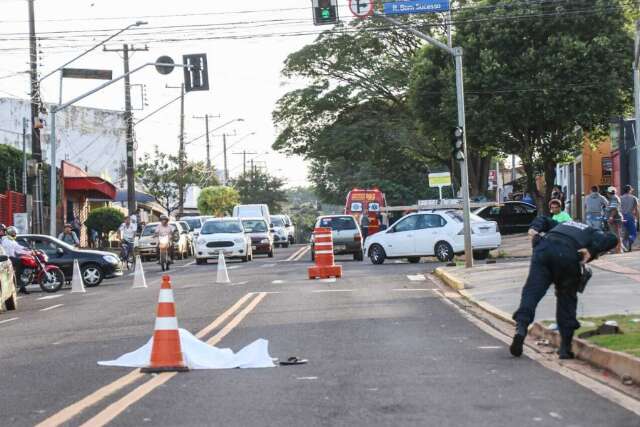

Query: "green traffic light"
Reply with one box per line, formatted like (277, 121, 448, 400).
(321, 8, 330, 19)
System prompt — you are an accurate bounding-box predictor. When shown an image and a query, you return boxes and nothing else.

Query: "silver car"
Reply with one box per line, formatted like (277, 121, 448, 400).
(311, 215, 364, 261)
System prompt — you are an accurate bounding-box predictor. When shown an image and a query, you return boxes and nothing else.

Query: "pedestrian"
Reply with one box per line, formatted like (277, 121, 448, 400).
(551, 185, 566, 210)
(608, 202, 625, 254)
(607, 186, 621, 207)
(72, 217, 82, 243)
(511, 218, 618, 359)
(583, 186, 608, 230)
(549, 199, 571, 223)
(360, 213, 370, 241)
(58, 223, 80, 246)
(620, 185, 639, 251)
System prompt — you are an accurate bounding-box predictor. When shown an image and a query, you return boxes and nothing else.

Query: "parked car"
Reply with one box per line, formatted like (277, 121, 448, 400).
(0, 246, 16, 312)
(241, 218, 274, 257)
(178, 220, 195, 256)
(270, 215, 290, 248)
(311, 215, 363, 261)
(283, 215, 296, 244)
(363, 210, 500, 264)
(233, 204, 271, 225)
(195, 217, 252, 264)
(181, 216, 204, 237)
(16, 234, 123, 287)
(474, 201, 537, 234)
(136, 222, 190, 261)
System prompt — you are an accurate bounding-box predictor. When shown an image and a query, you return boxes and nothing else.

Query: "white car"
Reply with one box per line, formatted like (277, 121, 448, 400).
(195, 217, 252, 264)
(271, 215, 291, 248)
(364, 210, 501, 264)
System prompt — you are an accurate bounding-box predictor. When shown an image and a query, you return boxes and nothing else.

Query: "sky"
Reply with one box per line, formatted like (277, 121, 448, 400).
(0, 0, 361, 188)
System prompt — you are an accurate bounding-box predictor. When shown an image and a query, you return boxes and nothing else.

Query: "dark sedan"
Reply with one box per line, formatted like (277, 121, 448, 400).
(16, 235, 123, 287)
(474, 201, 537, 234)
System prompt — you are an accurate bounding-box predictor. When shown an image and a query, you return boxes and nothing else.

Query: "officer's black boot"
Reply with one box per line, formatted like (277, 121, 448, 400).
(558, 332, 575, 360)
(510, 323, 528, 357)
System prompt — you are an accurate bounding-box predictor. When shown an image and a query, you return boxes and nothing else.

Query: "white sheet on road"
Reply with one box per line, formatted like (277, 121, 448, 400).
(98, 329, 275, 370)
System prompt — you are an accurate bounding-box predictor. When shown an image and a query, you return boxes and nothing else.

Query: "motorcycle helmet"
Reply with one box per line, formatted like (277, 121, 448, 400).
(6, 226, 17, 237)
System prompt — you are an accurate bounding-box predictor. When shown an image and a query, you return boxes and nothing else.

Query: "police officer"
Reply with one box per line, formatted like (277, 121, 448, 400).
(510, 217, 618, 359)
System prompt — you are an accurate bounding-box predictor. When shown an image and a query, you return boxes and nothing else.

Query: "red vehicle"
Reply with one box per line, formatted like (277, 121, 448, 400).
(345, 188, 387, 236)
(18, 250, 65, 293)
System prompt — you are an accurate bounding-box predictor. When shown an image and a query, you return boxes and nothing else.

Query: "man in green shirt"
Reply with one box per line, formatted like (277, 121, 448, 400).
(549, 199, 572, 223)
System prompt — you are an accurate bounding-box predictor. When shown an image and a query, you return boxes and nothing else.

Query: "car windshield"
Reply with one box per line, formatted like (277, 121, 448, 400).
(201, 221, 243, 234)
(319, 217, 357, 231)
(271, 216, 285, 227)
(445, 210, 485, 223)
(141, 224, 157, 237)
(183, 218, 202, 230)
(242, 220, 268, 233)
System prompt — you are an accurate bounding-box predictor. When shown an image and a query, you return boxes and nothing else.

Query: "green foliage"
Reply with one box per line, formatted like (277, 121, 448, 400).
(137, 146, 219, 214)
(197, 186, 240, 217)
(289, 205, 321, 243)
(85, 207, 125, 238)
(0, 144, 27, 193)
(409, 0, 633, 204)
(231, 169, 288, 213)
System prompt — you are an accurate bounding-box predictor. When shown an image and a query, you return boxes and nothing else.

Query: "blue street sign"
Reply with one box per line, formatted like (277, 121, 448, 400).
(384, 0, 450, 15)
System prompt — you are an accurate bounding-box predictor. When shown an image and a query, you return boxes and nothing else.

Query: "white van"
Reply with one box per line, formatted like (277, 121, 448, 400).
(233, 204, 271, 225)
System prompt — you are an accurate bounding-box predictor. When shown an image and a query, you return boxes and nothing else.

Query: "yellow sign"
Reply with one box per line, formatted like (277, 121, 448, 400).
(428, 173, 452, 187)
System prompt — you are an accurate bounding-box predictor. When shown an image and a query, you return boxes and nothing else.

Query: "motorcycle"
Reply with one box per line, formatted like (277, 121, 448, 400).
(157, 235, 171, 272)
(18, 250, 65, 293)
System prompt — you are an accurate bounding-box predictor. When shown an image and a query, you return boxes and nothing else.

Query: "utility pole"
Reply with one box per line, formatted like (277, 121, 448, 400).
(193, 114, 221, 170)
(166, 84, 186, 214)
(27, 0, 43, 233)
(233, 150, 257, 175)
(223, 133, 229, 185)
(104, 44, 149, 216)
(634, 20, 640, 191)
(22, 118, 28, 194)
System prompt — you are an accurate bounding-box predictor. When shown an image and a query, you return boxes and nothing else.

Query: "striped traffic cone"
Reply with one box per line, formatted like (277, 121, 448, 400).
(141, 275, 188, 373)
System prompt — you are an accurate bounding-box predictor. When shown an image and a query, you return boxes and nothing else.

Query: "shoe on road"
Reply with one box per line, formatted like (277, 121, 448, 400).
(510, 333, 525, 357)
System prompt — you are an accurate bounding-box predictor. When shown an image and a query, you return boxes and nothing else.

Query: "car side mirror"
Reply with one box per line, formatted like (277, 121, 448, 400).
(270, 228, 275, 233)
(0, 255, 8, 262)
(56, 248, 64, 256)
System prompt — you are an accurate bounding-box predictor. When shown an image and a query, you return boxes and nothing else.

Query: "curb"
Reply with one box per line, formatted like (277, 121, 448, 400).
(432, 268, 640, 386)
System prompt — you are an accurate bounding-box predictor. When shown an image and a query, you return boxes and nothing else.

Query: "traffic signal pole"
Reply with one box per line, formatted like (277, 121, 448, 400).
(375, 12, 473, 268)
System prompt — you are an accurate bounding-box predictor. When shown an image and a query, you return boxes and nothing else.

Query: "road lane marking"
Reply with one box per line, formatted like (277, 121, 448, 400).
(0, 317, 19, 325)
(228, 266, 241, 270)
(285, 246, 306, 261)
(319, 278, 336, 283)
(477, 346, 502, 350)
(407, 274, 426, 281)
(272, 280, 284, 284)
(262, 263, 276, 268)
(293, 246, 310, 261)
(297, 377, 318, 380)
(37, 292, 258, 427)
(392, 288, 432, 292)
(40, 304, 64, 312)
(82, 292, 268, 427)
(179, 261, 195, 268)
(312, 289, 354, 293)
(228, 281, 249, 287)
(38, 294, 64, 301)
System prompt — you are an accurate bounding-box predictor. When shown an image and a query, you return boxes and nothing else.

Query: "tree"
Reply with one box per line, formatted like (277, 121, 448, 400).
(197, 186, 240, 217)
(410, 0, 633, 208)
(85, 207, 124, 241)
(231, 169, 288, 213)
(0, 145, 27, 193)
(137, 146, 219, 214)
(273, 17, 457, 205)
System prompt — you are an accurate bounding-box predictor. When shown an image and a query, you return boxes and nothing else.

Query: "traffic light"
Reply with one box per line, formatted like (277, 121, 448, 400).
(313, 0, 338, 25)
(452, 126, 465, 162)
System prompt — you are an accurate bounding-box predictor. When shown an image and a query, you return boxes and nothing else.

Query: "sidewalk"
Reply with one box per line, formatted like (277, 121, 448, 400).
(436, 252, 640, 321)
(491, 233, 532, 258)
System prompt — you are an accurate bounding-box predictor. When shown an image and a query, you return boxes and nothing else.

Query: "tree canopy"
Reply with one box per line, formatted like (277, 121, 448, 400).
(197, 186, 239, 217)
(231, 169, 288, 213)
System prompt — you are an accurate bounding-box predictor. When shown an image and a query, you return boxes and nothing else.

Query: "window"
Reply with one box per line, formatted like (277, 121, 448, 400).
(350, 202, 363, 212)
(319, 217, 357, 231)
(29, 238, 58, 257)
(394, 215, 420, 232)
(419, 214, 445, 229)
(141, 224, 157, 237)
(489, 206, 502, 216)
(271, 216, 285, 227)
(201, 221, 243, 235)
(242, 220, 268, 233)
(183, 218, 202, 231)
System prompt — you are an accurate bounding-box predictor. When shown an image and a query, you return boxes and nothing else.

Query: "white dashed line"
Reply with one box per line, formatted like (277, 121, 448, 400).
(179, 261, 196, 268)
(319, 278, 336, 283)
(407, 274, 426, 281)
(392, 288, 432, 292)
(0, 317, 19, 325)
(312, 289, 354, 293)
(262, 264, 276, 268)
(227, 266, 241, 270)
(37, 294, 64, 301)
(40, 304, 64, 312)
(228, 281, 249, 286)
(478, 346, 502, 350)
(272, 280, 285, 284)
(297, 377, 318, 381)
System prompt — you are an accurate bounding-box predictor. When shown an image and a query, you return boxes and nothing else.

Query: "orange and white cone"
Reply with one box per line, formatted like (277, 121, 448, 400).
(141, 275, 189, 373)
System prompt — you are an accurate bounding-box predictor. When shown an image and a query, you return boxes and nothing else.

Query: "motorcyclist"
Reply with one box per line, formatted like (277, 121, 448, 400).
(153, 215, 176, 264)
(1, 225, 31, 294)
(118, 216, 137, 261)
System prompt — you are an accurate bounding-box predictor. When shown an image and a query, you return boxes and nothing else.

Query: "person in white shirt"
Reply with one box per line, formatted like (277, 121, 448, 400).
(119, 216, 137, 260)
(1, 225, 31, 294)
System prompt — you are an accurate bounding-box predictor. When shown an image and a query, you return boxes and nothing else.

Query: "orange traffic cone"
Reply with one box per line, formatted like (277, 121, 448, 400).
(308, 227, 342, 279)
(141, 275, 189, 373)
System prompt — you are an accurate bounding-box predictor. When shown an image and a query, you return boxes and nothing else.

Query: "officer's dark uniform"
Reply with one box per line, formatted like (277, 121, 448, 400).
(510, 218, 618, 359)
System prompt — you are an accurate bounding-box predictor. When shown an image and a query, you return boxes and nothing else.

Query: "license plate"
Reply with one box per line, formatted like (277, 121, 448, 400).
(334, 245, 346, 251)
(252, 245, 257, 250)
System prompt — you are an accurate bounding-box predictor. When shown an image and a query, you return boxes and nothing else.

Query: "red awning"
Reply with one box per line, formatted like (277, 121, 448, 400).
(64, 177, 116, 200)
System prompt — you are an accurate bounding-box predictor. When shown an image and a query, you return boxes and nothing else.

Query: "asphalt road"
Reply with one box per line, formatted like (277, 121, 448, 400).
(0, 245, 638, 426)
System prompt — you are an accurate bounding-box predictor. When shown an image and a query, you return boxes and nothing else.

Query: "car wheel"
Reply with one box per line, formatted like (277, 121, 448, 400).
(407, 257, 421, 264)
(282, 242, 290, 249)
(354, 251, 364, 261)
(82, 264, 104, 287)
(434, 241, 454, 263)
(289, 236, 295, 244)
(473, 250, 490, 261)
(369, 244, 386, 265)
(4, 278, 17, 310)
(242, 254, 249, 262)
(268, 248, 274, 258)
(196, 258, 206, 265)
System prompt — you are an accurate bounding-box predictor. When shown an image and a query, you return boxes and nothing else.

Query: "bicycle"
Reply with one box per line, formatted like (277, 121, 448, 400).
(120, 240, 135, 271)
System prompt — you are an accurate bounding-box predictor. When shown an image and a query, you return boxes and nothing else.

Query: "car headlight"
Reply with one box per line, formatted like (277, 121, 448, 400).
(234, 238, 244, 244)
(103, 255, 118, 264)
(260, 238, 269, 244)
(197, 238, 206, 245)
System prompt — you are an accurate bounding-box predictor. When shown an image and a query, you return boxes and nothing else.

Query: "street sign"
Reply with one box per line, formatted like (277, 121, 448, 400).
(384, 0, 449, 15)
(349, 0, 374, 18)
(62, 68, 112, 80)
(429, 172, 452, 188)
(183, 53, 210, 92)
(155, 56, 175, 75)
